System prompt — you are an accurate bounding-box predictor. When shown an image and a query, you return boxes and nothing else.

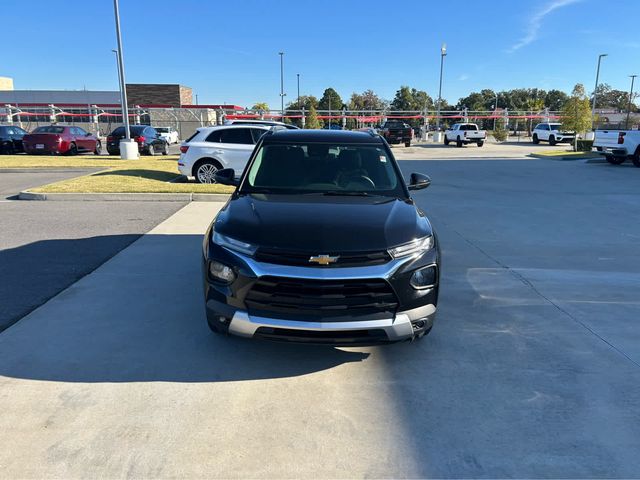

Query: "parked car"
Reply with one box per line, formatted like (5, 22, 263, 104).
(593, 128, 640, 167)
(225, 119, 299, 129)
(379, 120, 412, 147)
(178, 125, 271, 183)
(154, 126, 179, 144)
(203, 129, 439, 344)
(444, 123, 486, 147)
(22, 125, 101, 155)
(532, 122, 575, 145)
(0, 125, 28, 154)
(106, 125, 169, 156)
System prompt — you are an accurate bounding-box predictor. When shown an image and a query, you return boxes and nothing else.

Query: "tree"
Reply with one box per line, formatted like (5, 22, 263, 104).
(545, 90, 569, 111)
(348, 89, 386, 111)
(285, 95, 319, 127)
(390, 86, 433, 111)
(306, 104, 320, 129)
(318, 88, 343, 113)
(561, 84, 592, 150)
(592, 83, 638, 112)
(251, 102, 269, 112)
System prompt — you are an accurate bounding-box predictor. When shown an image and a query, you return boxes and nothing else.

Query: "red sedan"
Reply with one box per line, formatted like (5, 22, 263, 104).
(22, 125, 101, 155)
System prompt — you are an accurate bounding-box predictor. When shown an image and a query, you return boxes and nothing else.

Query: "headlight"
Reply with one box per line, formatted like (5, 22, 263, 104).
(212, 231, 257, 256)
(388, 236, 434, 259)
(208, 260, 236, 284)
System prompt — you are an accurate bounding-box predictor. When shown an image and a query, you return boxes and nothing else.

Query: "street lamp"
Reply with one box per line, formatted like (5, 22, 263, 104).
(297, 73, 300, 108)
(626, 74, 637, 129)
(592, 53, 607, 129)
(112, 0, 136, 159)
(493, 92, 499, 130)
(279, 52, 286, 119)
(436, 43, 447, 131)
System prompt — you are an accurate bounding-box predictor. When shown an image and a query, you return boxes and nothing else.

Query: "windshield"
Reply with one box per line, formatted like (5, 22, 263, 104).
(241, 143, 406, 197)
(550, 124, 561, 131)
(33, 126, 64, 134)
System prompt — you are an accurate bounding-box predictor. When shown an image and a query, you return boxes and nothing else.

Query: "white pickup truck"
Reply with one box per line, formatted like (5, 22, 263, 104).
(444, 123, 486, 147)
(593, 129, 640, 167)
(155, 127, 179, 144)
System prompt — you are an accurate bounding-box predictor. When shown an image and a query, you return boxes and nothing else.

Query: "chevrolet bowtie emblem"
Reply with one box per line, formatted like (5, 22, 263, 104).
(308, 254, 339, 265)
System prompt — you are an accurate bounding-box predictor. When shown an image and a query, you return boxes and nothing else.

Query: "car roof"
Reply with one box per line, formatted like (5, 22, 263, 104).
(263, 129, 382, 144)
(197, 124, 271, 133)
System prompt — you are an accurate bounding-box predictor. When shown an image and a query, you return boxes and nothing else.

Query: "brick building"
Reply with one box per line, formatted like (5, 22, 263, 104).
(125, 84, 192, 107)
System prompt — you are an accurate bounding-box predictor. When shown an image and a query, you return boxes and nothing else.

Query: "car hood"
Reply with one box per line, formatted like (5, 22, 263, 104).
(213, 193, 432, 252)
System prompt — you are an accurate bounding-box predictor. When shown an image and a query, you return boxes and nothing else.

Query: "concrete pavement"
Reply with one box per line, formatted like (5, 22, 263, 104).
(1, 158, 640, 477)
(0, 169, 186, 330)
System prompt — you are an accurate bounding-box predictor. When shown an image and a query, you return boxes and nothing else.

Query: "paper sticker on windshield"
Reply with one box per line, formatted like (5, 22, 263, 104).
(379, 155, 387, 163)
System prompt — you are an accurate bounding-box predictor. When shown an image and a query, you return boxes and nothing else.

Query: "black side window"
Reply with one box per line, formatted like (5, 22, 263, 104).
(219, 128, 253, 144)
(250, 128, 266, 143)
(205, 131, 222, 143)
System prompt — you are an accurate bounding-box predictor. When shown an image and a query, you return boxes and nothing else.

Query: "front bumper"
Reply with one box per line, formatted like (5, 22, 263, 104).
(203, 237, 440, 344)
(206, 298, 436, 344)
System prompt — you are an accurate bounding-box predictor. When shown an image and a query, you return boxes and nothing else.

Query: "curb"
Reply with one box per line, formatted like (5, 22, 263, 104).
(18, 191, 230, 202)
(528, 153, 600, 161)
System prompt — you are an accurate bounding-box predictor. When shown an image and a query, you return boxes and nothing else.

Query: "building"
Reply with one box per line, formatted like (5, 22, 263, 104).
(0, 83, 192, 107)
(126, 84, 192, 107)
(0, 77, 14, 90)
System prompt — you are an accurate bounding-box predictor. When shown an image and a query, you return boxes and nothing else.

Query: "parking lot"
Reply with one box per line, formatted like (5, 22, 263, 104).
(0, 154, 638, 477)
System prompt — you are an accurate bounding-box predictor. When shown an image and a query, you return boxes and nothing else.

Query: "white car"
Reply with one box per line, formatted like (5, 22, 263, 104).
(532, 123, 575, 145)
(444, 123, 486, 147)
(178, 125, 270, 183)
(155, 127, 179, 144)
(224, 119, 299, 129)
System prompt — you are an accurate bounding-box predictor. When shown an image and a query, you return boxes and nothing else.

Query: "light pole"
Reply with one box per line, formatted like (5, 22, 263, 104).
(112, 0, 135, 159)
(297, 73, 300, 108)
(493, 92, 498, 130)
(626, 74, 637, 129)
(279, 52, 285, 119)
(592, 53, 607, 129)
(436, 43, 447, 131)
(111, 49, 122, 106)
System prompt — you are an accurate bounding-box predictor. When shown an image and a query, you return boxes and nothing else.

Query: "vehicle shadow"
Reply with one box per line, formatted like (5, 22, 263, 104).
(0, 235, 369, 383)
(92, 169, 180, 181)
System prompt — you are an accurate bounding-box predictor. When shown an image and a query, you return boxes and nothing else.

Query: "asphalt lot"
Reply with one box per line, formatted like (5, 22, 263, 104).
(0, 157, 639, 477)
(0, 170, 186, 331)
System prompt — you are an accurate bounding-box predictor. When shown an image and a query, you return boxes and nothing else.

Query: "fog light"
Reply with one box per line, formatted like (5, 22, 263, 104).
(410, 265, 437, 289)
(208, 261, 236, 284)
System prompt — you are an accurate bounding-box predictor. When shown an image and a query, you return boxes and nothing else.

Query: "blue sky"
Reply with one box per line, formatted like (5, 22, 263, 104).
(2, 0, 638, 108)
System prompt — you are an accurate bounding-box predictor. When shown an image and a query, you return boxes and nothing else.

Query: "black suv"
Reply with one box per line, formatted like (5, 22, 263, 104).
(106, 125, 169, 155)
(0, 125, 28, 154)
(202, 129, 440, 345)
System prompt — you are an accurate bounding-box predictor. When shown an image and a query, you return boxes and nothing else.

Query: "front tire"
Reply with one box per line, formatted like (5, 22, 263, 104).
(94, 141, 102, 155)
(456, 137, 463, 148)
(632, 149, 640, 168)
(444, 136, 450, 145)
(532, 134, 539, 144)
(549, 135, 556, 146)
(162, 142, 169, 155)
(606, 155, 625, 165)
(194, 159, 221, 184)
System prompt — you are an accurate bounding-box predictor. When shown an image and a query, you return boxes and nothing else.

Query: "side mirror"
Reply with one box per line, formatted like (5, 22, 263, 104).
(214, 168, 239, 186)
(407, 173, 431, 191)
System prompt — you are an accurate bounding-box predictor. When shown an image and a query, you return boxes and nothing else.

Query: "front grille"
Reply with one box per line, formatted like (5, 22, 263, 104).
(254, 247, 391, 267)
(245, 276, 398, 320)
